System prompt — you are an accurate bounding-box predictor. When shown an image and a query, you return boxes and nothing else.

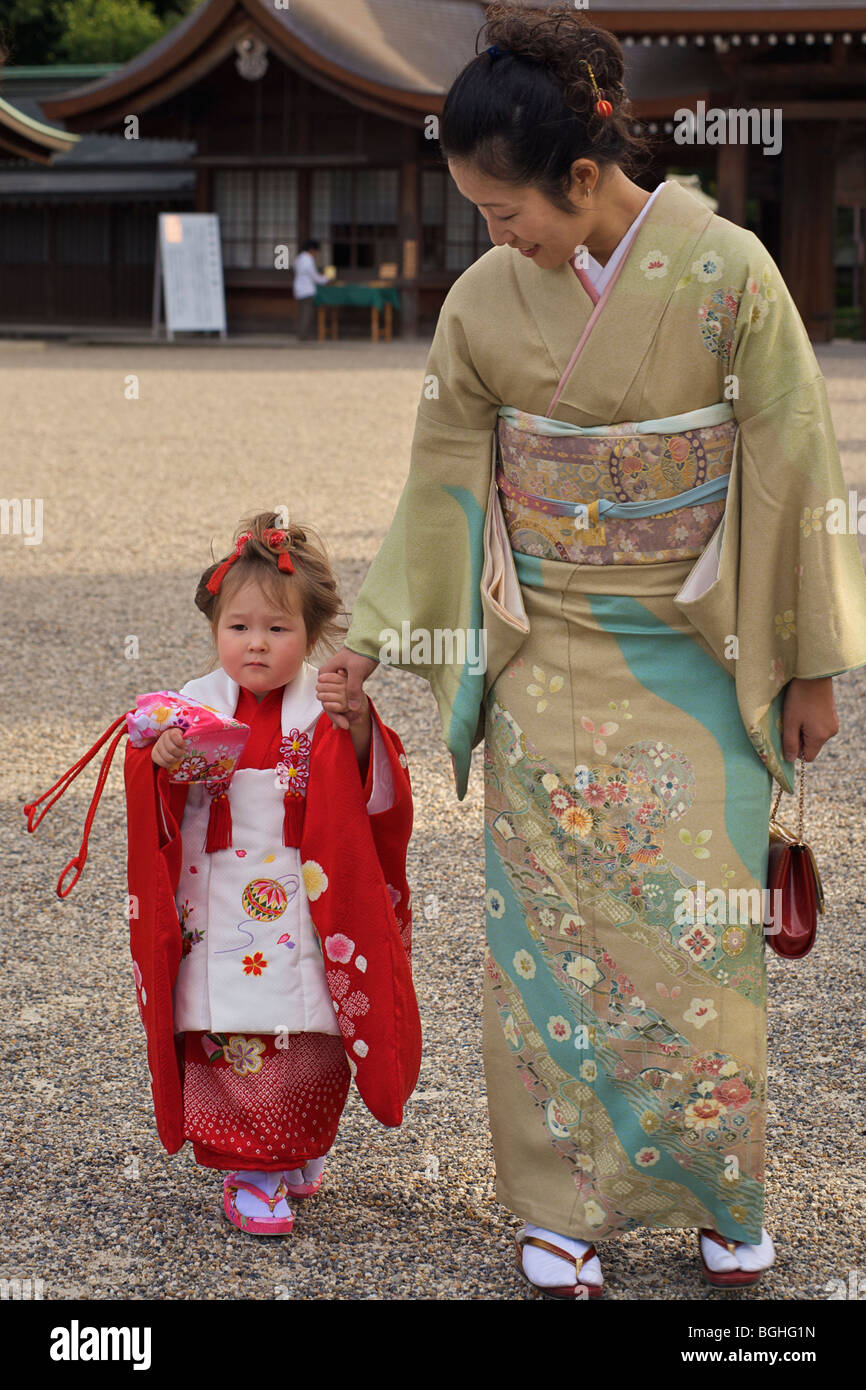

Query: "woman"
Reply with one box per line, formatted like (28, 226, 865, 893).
(320, 4, 866, 1297)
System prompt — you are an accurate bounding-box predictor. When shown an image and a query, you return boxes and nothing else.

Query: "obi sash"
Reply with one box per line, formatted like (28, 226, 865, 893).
(495, 402, 736, 566)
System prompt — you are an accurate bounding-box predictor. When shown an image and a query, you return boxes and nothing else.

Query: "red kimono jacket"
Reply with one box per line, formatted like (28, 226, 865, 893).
(124, 688, 420, 1155)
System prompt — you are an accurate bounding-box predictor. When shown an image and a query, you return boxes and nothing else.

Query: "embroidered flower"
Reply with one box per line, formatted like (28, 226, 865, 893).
(301, 860, 329, 899)
(640, 249, 669, 279)
(550, 788, 576, 814)
(580, 715, 618, 756)
(635, 1146, 660, 1166)
(561, 805, 593, 837)
(582, 781, 607, 807)
(579, 1060, 597, 1082)
(541, 772, 560, 792)
(774, 609, 796, 640)
(583, 1199, 606, 1228)
(800, 505, 824, 538)
(692, 250, 724, 283)
(242, 952, 268, 977)
(324, 934, 355, 963)
(713, 1077, 751, 1109)
(748, 295, 770, 331)
(486, 888, 506, 919)
(526, 665, 564, 713)
(605, 778, 628, 804)
(683, 997, 717, 1029)
(721, 925, 747, 957)
(513, 949, 536, 979)
(547, 1015, 572, 1042)
(223, 1035, 265, 1076)
(684, 1097, 728, 1131)
(640, 1110, 660, 1133)
(678, 826, 712, 859)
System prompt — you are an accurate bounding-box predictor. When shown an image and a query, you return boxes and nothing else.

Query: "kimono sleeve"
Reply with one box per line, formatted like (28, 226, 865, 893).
(124, 745, 189, 1153)
(345, 272, 521, 798)
(675, 246, 866, 791)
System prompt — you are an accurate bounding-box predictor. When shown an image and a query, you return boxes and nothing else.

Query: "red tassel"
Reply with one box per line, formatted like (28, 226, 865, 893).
(205, 791, 232, 852)
(283, 793, 305, 848)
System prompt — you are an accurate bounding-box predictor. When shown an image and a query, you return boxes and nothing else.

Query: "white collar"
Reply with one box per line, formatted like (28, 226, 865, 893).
(581, 180, 667, 291)
(180, 661, 323, 735)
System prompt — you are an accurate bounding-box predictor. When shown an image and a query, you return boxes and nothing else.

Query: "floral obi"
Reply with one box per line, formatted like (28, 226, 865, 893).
(495, 402, 736, 565)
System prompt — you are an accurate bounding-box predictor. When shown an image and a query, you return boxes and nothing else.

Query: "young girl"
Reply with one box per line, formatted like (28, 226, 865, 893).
(120, 512, 418, 1234)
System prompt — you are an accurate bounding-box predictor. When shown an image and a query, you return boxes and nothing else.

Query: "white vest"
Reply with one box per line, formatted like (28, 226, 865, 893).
(171, 663, 339, 1035)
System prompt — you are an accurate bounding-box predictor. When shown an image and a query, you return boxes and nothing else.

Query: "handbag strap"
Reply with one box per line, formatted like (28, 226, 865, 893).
(770, 734, 806, 844)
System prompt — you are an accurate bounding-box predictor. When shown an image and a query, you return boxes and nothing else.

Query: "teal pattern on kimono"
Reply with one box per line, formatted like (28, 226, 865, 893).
(587, 593, 774, 882)
(484, 823, 765, 1241)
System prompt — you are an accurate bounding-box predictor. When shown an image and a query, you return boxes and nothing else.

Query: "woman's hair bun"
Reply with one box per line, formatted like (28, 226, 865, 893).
(485, 2, 626, 122)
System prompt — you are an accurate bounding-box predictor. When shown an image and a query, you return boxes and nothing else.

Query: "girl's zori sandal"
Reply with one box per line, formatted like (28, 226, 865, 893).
(514, 1232, 604, 1299)
(223, 1173, 295, 1235)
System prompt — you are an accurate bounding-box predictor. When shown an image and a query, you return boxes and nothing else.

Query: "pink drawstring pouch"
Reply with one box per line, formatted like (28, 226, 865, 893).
(126, 690, 250, 783)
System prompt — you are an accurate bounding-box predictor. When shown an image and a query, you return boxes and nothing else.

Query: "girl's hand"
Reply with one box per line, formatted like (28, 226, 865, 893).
(781, 676, 839, 762)
(317, 647, 378, 730)
(317, 671, 369, 723)
(152, 727, 186, 768)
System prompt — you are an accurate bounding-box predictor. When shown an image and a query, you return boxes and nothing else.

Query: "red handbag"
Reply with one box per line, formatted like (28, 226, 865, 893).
(764, 754, 825, 958)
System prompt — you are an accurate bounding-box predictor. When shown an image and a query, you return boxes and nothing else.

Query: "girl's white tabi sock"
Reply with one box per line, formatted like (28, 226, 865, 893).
(521, 1222, 603, 1288)
(285, 1154, 326, 1188)
(232, 1168, 292, 1221)
(700, 1227, 775, 1273)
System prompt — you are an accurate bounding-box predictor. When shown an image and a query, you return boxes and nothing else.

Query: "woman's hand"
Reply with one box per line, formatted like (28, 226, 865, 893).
(316, 647, 379, 730)
(781, 676, 839, 762)
(152, 727, 186, 768)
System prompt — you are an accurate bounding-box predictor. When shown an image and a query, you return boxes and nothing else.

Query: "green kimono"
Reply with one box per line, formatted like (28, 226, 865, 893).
(345, 180, 866, 1240)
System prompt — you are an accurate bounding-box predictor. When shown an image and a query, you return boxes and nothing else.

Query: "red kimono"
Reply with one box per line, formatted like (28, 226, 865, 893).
(123, 682, 420, 1171)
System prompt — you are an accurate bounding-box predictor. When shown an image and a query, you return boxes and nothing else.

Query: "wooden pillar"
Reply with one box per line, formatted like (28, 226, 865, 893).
(716, 142, 748, 227)
(780, 122, 837, 343)
(399, 147, 420, 339)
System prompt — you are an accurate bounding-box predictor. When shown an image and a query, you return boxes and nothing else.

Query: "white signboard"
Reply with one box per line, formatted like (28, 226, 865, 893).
(153, 212, 227, 339)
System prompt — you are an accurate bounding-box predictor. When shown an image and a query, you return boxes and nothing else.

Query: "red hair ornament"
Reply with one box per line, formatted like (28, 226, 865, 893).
(206, 529, 295, 596)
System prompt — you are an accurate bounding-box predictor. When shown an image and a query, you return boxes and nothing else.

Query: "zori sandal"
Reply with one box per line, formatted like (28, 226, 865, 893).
(698, 1227, 772, 1287)
(284, 1159, 325, 1200)
(514, 1230, 604, 1299)
(223, 1173, 294, 1235)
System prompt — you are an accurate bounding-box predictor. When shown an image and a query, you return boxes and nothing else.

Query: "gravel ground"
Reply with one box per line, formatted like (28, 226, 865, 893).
(0, 336, 864, 1302)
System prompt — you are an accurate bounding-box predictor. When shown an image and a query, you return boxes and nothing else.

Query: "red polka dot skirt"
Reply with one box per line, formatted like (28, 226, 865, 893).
(182, 1030, 351, 1171)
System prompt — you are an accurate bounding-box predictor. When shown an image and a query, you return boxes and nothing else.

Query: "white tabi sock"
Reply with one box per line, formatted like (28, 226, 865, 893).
(285, 1154, 326, 1188)
(701, 1227, 775, 1273)
(232, 1168, 292, 1221)
(521, 1222, 603, 1288)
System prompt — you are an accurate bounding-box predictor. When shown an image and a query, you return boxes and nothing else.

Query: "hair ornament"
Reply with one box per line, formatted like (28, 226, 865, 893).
(582, 59, 613, 118)
(486, 44, 509, 60)
(205, 527, 294, 595)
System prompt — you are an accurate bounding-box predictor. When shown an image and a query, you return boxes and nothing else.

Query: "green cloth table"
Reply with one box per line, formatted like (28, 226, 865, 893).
(314, 283, 400, 341)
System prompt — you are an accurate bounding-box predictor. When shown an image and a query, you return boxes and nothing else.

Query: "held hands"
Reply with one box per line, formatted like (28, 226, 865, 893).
(781, 676, 839, 762)
(151, 727, 186, 768)
(316, 669, 370, 729)
(316, 647, 378, 731)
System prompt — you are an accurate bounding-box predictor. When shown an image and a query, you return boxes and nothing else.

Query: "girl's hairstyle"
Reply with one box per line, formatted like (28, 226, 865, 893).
(195, 512, 347, 657)
(440, 3, 649, 213)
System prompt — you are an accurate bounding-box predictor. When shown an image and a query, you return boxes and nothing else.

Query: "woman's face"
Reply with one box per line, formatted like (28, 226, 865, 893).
(448, 157, 597, 270)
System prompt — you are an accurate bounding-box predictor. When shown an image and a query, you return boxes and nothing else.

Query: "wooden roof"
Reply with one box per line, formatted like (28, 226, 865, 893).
(39, 0, 866, 136)
(0, 94, 80, 164)
(42, 0, 488, 131)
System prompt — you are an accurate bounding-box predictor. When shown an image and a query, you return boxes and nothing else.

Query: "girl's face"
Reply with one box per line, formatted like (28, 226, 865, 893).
(448, 157, 596, 270)
(215, 577, 312, 697)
